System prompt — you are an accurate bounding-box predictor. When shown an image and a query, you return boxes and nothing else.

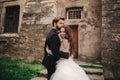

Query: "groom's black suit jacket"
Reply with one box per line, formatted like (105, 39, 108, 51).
(42, 28, 69, 67)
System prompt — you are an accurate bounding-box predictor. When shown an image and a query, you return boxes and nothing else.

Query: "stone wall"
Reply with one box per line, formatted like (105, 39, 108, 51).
(0, 0, 55, 62)
(0, 3, 3, 34)
(79, 0, 101, 61)
(102, 0, 120, 79)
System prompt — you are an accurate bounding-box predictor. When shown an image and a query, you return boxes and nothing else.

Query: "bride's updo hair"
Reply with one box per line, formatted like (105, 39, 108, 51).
(62, 25, 75, 57)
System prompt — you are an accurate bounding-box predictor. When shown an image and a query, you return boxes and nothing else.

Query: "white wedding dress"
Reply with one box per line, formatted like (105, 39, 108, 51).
(50, 57, 89, 80)
(50, 39, 90, 80)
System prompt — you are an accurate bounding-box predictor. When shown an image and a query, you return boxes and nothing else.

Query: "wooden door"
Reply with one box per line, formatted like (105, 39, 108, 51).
(69, 25, 78, 58)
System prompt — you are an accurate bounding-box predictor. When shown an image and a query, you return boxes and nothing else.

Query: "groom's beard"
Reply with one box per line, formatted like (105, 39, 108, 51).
(56, 26, 61, 31)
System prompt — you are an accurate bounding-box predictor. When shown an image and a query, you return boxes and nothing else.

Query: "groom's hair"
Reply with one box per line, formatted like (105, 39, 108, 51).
(52, 17, 65, 26)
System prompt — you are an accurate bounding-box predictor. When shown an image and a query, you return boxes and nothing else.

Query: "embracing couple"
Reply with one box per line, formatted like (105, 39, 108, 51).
(42, 17, 89, 80)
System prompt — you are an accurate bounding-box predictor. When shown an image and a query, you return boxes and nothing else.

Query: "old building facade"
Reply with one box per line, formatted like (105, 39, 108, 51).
(0, 0, 120, 79)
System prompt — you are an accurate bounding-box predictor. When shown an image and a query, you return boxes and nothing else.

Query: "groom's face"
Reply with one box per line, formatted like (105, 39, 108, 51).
(56, 20, 64, 30)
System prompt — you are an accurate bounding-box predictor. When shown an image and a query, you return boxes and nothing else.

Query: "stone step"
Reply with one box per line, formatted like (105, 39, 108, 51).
(84, 68, 103, 73)
(37, 69, 47, 78)
(31, 77, 47, 80)
(83, 68, 103, 75)
(74, 60, 103, 69)
(88, 74, 104, 80)
(85, 68, 104, 80)
(76, 60, 104, 80)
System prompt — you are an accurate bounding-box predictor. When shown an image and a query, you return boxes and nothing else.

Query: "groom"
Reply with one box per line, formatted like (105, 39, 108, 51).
(42, 17, 69, 80)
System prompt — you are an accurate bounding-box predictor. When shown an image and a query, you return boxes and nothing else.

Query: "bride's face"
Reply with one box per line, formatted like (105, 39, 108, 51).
(60, 27, 66, 39)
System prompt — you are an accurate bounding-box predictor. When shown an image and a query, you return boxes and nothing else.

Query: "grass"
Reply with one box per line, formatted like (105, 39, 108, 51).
(80, 64, 103, 69)
(0, 58, 44, 80)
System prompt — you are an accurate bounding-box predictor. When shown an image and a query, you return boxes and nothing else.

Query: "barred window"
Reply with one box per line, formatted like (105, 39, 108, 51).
(4, 5, 20, 33)
(66, 7, 83, 19)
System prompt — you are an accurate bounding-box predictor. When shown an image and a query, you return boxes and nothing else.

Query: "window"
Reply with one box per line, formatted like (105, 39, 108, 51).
(4, 5, 20, 33)
(66, 7, 83, 19)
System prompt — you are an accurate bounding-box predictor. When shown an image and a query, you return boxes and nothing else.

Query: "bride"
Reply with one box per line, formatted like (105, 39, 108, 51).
(46, 26, 90, 80)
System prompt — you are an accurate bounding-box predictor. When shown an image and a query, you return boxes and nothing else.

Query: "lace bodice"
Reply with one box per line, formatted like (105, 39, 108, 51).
(60, 39, 70, 53)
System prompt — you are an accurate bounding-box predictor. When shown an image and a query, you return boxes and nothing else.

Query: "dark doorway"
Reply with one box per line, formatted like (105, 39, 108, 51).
(69, 25, 78, 58)
(4, 5, 20, 33)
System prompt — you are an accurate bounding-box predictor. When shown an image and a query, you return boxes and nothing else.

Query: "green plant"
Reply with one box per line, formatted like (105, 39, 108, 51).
(0, 58, 44, 80)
